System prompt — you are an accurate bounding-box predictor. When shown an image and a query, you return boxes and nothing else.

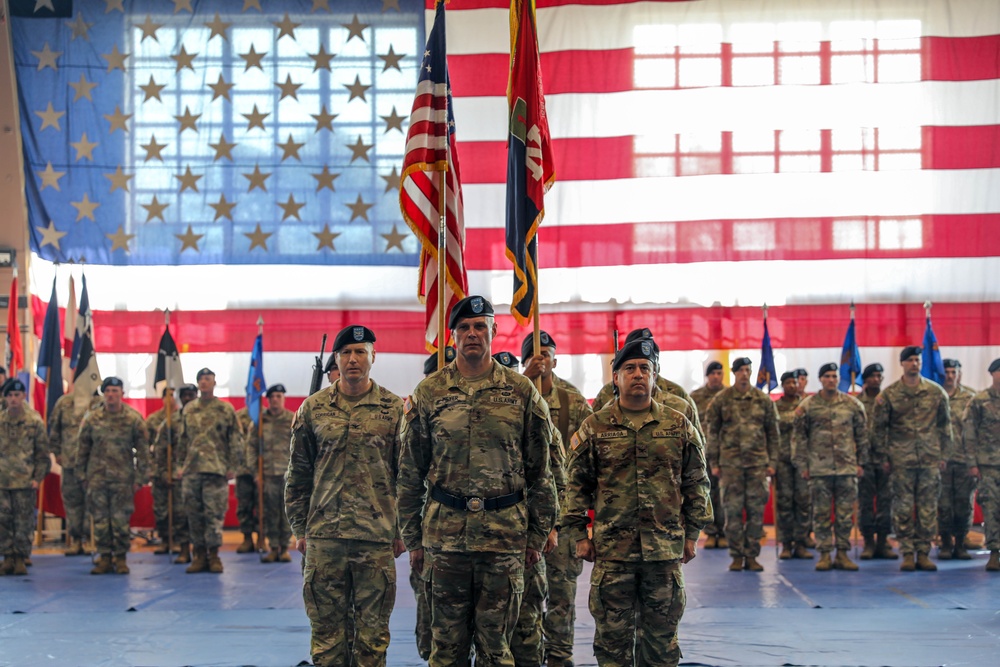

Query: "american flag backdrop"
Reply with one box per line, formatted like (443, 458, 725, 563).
(10, 0, 1000, 411)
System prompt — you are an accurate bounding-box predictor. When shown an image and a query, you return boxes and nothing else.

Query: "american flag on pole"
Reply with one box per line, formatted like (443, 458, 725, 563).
(399, 0, 468, 351)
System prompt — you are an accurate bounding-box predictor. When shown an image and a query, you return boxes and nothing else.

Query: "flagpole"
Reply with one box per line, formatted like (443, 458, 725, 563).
(437, 171, 447, 369)
(164, 308, 175, 554)
(849, 300, 856, 397)
(256, 315, 266, 552)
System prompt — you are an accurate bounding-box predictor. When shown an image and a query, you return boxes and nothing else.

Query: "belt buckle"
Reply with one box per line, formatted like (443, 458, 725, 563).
(466, 496, 484, 512)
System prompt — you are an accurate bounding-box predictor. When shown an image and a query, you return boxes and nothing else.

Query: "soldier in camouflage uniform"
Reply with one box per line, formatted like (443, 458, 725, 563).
(249, 383, 294, 563)
(938, 359, 978, 560)
(794, 368, 810, 397)
(398, 296, 557, 666)
(964, 358, 1000, 571)
(48, 389, 101, 556)
(705, 357, 779, 572)
(564, 338, 711, 667)
(146, 388, 173, 554)
(77, 377, 149, 575)
(593, 329, 697, 415)
(775, 371, 812, 559)
(177, 368, 242, 574)
(324, 351, 341, 386)
(792, 363, 868, 571)
(233, 405, 260, 554)
(285, 325, 405, 667)
(0, 380, 48, 576)
(518, 332, 593, 667)
(691, 361, 726, 548)
(872, 346, 953, 571)
(151, 383, 197, 564)
(856, 362, 897, 559)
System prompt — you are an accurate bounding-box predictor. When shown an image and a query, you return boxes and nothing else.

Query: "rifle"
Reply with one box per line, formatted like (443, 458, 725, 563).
(308, 334, 328, 396)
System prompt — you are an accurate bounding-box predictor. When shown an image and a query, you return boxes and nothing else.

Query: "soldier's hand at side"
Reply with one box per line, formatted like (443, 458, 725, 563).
(766, 466, 776, 477)
(576, 538, 595, 562)
(525, 547, 542, 568)
(295, 537, 307, 555)
(56, 455, 62, 466)
(856, 466, 864, 478)
(392, 539, 405, 558)
(711, 467, 721, 479)
(682, 538, 697, 563)
(938, 460, 947, 472)
(522, 356, 544, 380)
(226, 472, 235, 481)
(30, 480, 39, 490)
(543, 529, 558, 554)
(410, 548, 424, 574)
(970, 466, 981, 480)
(882, 462, 891, 474)
(801, 470, 810, 481)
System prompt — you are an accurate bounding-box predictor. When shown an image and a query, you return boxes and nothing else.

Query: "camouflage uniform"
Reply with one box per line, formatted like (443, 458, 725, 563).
(940, 385, 978, 546)
(146, 406, 169, 543)
(705, 386, 779, 559)
(690, 384, 725, 538)
(792, 392, 868, 553)
(234, 407, 259, 539)
(857, 389, 892, 542)
(285, 380, 403, 667)
(151, 411, 189, 546)
(594, 375, 696, 415)
(774, 394, 811, 546)
(871, 378, 953, 557)
(964, 388, 1000, 550)
(563, 399, 711, 667)
(247, 406, 294, 551)
(48, 393, 99, 543)
(0, 406, 49, 561)
(398, 361, 557, 667)
(177, 397, 242, 551)
(77, 405, 149, 558)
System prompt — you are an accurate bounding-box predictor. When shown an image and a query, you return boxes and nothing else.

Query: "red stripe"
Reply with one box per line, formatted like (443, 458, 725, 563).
(459, 136, 632, 183)
(924, 35, 1000, 82)
(429, 0, 681, 8)
(60, 301, 1000, 355)
(924, 125, 1000, 169)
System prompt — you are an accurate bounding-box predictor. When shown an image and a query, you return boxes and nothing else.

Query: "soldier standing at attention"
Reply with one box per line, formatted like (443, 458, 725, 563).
(775, 371, 812, 560)
(77, 377, 149, 574)
(285, 325, 405, 666)
(177, 368, 241, 574)
(938, 358, 978, 560)
(493, 351, 520, 369)
(691, 361, 726, 548)
(0, 380, 48, 576)
(706, 357, 779, 572)
(593, 328, 697, 414)
(324, 353, 341, 387)
(519, 331, 593, 667)
(146, 388, 173, 555)
(563, 338, 711, 666)
(250, 384, 295, 563)
(792, 364, 868, 572)
(233, 405, 260, 554)
(856, 362, 896, 559)
(151, 383, 198, 564)
(794, 368, 810, 397)
(398, 296, 557, 666)
(48, 389, 101, 556)
(872, 346, 953, 572)
(964, 358, 1000, 571)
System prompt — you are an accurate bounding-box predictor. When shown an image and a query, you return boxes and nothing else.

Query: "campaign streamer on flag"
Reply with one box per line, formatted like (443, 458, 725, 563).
(756, 315, 778, 392)
(921, 305, 945, 385)
(505, 0, 555, 325)
(153, 320, 185, 395)
(838, 313, 862, 393)
(36, 277, 63, 417)
(5, 269, 24, 376)
(399, 0, 468, 351)
(245, 333, 266, 428)
(70, 274, 101, 404)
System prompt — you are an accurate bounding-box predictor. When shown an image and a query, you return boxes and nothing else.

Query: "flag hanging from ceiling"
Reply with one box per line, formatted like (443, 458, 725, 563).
(505, 0, 554, 325)
(399, 0, 468, 351)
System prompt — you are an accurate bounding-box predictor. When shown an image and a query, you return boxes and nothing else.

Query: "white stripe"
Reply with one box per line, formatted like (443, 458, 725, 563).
(442, 0, 1000, 56)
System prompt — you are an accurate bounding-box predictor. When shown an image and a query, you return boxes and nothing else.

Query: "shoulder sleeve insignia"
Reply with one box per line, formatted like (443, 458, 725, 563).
(875, 395, 884, 405)
(794, 407, 805, 416)
(570, 432, 582, 451)
(403, 395, 413, 414)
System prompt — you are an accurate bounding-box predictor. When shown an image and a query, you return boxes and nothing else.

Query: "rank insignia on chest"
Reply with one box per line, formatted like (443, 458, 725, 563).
(597, 430, 628, 440)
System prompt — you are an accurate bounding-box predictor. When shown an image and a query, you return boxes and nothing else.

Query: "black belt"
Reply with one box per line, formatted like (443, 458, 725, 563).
(430, 485, 524, 512)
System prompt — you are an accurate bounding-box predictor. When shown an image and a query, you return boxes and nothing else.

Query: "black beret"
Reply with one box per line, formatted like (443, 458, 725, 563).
(706, 361, 723, 375)
(196, 367, 215, 380)
(818, 362, 838, 376)
(101, 376, 124, 392)
(861, 363, 883, 380)
(943, 358, 961, 369)
(732, 357, 752, 372)
(324, 354, 339, 373)
(625, 328, 654, 344)
(423, 346, 456, 375)
(448, 295, 494, 329)
(266, 383, 286, 396)
(780, 371, 796, 383)
(2, 378, 26, 395)
(179, 383, 199, 394)
(492, 351, 520, 369)
(793, 368, 808, 377)
(333, 325, 376, 352)
(521, 331, 556, 360)
(899, 345, 922, 362)
(612, 338, 657, 371)
(989, 358, 1000, 374)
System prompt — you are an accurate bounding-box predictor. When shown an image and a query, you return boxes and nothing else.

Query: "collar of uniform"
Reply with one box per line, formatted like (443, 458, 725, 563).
(729, 386, 754, 400)
(444, 359, 506, 395)
(329, 379, 382, 408)
(608, 398, 661, 430)
(988, 386, 1000, 400)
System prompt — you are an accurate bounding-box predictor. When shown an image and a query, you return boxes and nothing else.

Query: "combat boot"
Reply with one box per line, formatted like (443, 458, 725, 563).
(153, 541, 171, 555)
(875, 534, 899, 559)
(834, 550, 859, 571)
(953, 544, 972, 560)
(716, 536, 729, 549)
(12, 557, 28, 576)
(986, 550, 1000, 571)
(792, 543, 814, 559)
(728, 557, 743, 572)
(815, 552, 832, 571)
(64, 537, 86, 557)
(174, 543, 191, 564)
(261, 547, 279, 563)
(277, 547, 291, 563)
(114, 555, 130, 575)
(186, 547, 208, 573)
(235, 533, 256, 553)
(91, 554, 114, 575)
(860, 535, 876, 560)
(801, 535, 817, 549)
(937, 534, 953, 560)
(207, 547, 224, 573)
(0, 556, 15, 575)
(744, 556, 764, 572)
(779, 543, 792, 559)
(900, 553, 916, 571)
(916, 552, 938, 571)
(703, 535, 717, 549)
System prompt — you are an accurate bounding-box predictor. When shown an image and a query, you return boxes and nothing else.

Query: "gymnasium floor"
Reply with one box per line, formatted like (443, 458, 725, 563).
(0, 532, 997, 667)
